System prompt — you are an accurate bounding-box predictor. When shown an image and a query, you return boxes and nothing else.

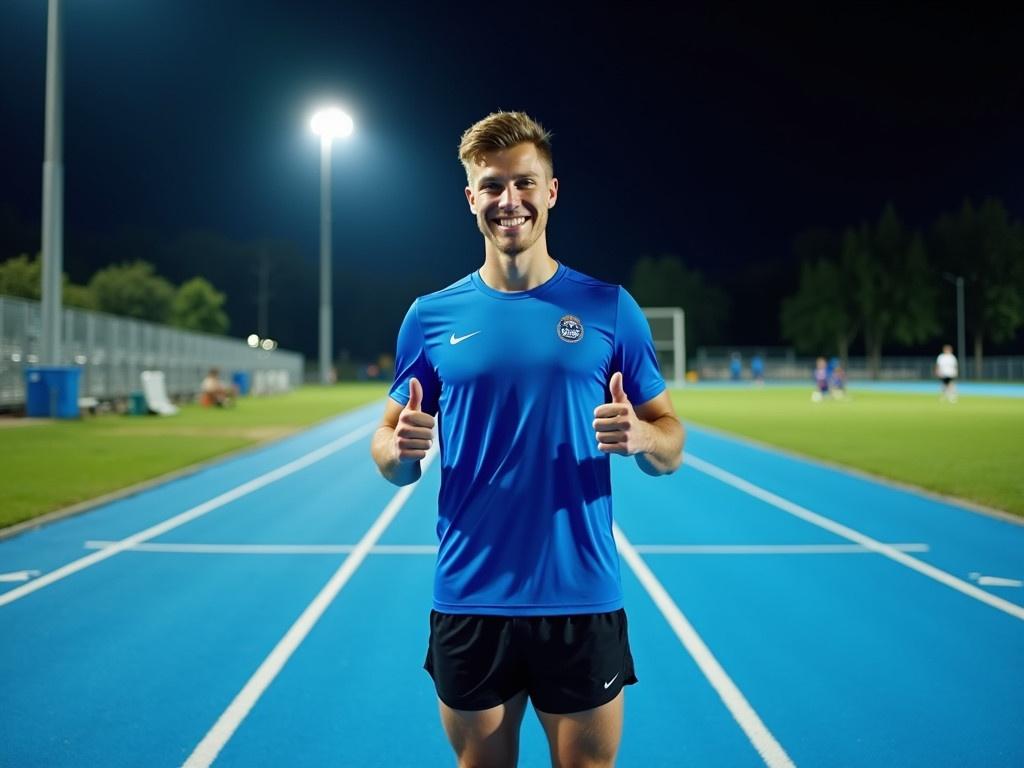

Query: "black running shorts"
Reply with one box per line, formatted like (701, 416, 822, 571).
(424, 608, 638, 715)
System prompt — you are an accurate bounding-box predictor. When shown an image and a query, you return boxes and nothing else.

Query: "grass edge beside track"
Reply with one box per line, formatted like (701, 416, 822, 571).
(2, 425, 309, 541)
(670, 386, 1024, 521)
(0, 387, 387, 540)
(683, 418, 1024, 527)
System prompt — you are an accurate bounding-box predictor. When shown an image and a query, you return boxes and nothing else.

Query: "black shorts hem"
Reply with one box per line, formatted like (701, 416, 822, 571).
(530, 671, 639, 715)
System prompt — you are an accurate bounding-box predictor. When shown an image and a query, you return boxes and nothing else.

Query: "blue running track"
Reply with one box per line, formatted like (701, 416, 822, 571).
(1, 400, 1022, 767)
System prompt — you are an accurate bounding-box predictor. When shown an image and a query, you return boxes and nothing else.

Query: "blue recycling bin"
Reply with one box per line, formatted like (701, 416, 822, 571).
(232, 371, 251, 396)
(25, 366, 82, 419)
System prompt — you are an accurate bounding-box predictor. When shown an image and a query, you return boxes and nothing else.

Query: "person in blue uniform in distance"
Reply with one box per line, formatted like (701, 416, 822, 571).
(371, 111, 685, 768)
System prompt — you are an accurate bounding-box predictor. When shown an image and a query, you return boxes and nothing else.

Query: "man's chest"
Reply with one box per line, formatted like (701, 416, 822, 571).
(427, 302, 613, 386)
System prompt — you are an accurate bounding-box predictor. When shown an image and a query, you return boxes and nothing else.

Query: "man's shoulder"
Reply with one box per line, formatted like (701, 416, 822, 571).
(415, 273, 476, 307)
(560, 264, 618, 291)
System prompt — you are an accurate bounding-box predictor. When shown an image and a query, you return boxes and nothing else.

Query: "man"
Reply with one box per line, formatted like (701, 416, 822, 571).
(935, 344, 959, 402)
(200, 367, 234, 407)
(371, 111, 684, 768)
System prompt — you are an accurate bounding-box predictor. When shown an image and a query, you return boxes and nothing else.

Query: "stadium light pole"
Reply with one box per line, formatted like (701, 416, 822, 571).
(40, 0, 64, 365)
(310, 107, 354, 385)
(943, 272, 966, 379)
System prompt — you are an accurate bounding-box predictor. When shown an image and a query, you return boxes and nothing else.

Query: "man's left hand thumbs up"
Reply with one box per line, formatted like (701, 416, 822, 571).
(594, 372, 649, 456)
(609, 370, 628, 404)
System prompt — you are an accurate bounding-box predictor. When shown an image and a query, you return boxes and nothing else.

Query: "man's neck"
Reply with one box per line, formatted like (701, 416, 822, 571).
(479, 242, 558, 292)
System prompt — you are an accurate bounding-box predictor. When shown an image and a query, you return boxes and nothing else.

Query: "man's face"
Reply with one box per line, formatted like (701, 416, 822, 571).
(465, 142, 558, 257)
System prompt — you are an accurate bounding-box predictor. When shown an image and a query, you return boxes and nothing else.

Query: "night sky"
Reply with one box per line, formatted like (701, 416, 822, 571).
(1, 1, 1022, 359)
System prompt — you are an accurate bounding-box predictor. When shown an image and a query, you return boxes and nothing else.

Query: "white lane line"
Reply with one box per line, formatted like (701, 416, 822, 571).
(0, 570, 42, 583)
(614, 523, 795, 768)
(686, 453, 1024, 622)
(0, 420, 378, 608)
(182, 448, 438, 768)
(634, 543, 929, 555)
(82, 541, 439, 555)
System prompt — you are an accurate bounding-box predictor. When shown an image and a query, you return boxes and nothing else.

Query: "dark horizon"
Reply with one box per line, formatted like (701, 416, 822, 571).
(2, 1, 1023, 359)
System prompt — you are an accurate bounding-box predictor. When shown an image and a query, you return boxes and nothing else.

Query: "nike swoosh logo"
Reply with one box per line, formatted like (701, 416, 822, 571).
(603, 672, 619, 689)
(449, 331, 482, 345)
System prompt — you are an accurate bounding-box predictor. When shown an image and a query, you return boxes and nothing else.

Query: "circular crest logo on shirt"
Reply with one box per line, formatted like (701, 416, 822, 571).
(557, 314, 584, 343)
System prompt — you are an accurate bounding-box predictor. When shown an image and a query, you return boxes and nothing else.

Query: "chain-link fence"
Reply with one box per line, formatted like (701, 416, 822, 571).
(0, 295, 304, 407)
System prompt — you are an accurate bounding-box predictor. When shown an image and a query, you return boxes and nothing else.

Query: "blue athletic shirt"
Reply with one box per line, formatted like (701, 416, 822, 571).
(388, 262, 665, 616)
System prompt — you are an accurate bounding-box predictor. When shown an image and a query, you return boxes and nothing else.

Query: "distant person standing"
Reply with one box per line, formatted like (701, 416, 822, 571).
(829, 358, 847, 398)
(812, 356, 829, 402)
(935, 344, 959, 402)
(750, 354, 765, 386)
(729, 352, 742, 381)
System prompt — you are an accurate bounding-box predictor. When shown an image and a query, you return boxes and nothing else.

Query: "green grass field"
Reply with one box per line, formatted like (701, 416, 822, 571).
(0, 384, 388, 530)
(671, 387, 1024, 518)
(2, 382, 1021, 532)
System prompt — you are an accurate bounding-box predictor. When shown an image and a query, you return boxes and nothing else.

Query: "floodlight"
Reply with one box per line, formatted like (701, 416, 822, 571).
(310, 108, 354, 140)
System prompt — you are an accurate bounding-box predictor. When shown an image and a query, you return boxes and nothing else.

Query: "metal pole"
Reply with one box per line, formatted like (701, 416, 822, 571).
(319, 136, 333, 385)
(41, 0, 64, 365)
(955, 276, 966, 380)
(674, 307, 685, 385)
(257, 247, 269, 339)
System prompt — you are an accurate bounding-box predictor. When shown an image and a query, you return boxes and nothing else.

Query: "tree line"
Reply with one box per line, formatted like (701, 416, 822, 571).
(629, 198, 1024, 376)
(0, 254, 230, 335)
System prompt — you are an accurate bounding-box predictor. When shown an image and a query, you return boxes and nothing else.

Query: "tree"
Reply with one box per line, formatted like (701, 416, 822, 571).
(780, 229, 858, 361)
(931, 198, 1024, 372)
(171, 277, 229, 334)
(0, 252, 95, 308)
(781, 258, 858, 359)
(629, 255, 730, 354)
(88, 260, 175, 323)
(0, 253, 41, 299)
(63, 282, 97, 311)
(847, 205, 938, 377)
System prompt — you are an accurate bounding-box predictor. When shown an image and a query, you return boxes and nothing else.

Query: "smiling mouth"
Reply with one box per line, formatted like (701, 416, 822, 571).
(493, 216, 529, 229)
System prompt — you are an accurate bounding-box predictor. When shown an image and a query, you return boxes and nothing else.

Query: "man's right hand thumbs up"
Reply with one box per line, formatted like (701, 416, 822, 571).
(394, 377, 435, 463)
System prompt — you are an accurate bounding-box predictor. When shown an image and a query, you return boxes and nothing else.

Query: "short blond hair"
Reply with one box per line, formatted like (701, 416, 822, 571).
(458, 111, 553, 178)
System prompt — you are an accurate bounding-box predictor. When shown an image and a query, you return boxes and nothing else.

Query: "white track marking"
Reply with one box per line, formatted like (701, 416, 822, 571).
(0, 420, 378, 608)
(182, 448, 438, 768)
(970, 574, 1023, 588)
(0, 570, 41, 583)
(633, 543, 928, 555)
(977, 577, 1023, 588)
(686, 454, 1024, 621)
(82, 541, 439, 555)
(614, 523, 795, 768)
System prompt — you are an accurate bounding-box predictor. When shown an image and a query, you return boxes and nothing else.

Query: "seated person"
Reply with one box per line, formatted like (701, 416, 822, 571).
(200, 368, 236, 407)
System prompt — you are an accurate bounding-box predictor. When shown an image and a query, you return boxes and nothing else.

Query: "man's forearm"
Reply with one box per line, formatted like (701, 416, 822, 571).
(372, 426, 422, 486)
(635, 416, 685, 476)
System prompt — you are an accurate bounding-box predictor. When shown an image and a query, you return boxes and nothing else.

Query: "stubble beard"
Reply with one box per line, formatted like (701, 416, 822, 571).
(481, 208, 546, 259)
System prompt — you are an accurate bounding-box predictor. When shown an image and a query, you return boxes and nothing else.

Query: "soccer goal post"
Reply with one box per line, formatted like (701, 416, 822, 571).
(642, 307, 686, 387)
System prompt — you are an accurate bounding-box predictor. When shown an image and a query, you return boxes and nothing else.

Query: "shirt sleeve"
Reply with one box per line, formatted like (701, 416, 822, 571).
(612, 287, 666, 405)
(388, 300, 441, 415)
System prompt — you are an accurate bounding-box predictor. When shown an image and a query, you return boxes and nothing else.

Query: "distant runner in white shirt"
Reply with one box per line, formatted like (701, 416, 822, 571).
(935, 344, 959, 402)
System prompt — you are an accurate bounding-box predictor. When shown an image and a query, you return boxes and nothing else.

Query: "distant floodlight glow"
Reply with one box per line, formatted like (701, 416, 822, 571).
(247, 334, 260, 348)
(310, 107, 354, 140)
